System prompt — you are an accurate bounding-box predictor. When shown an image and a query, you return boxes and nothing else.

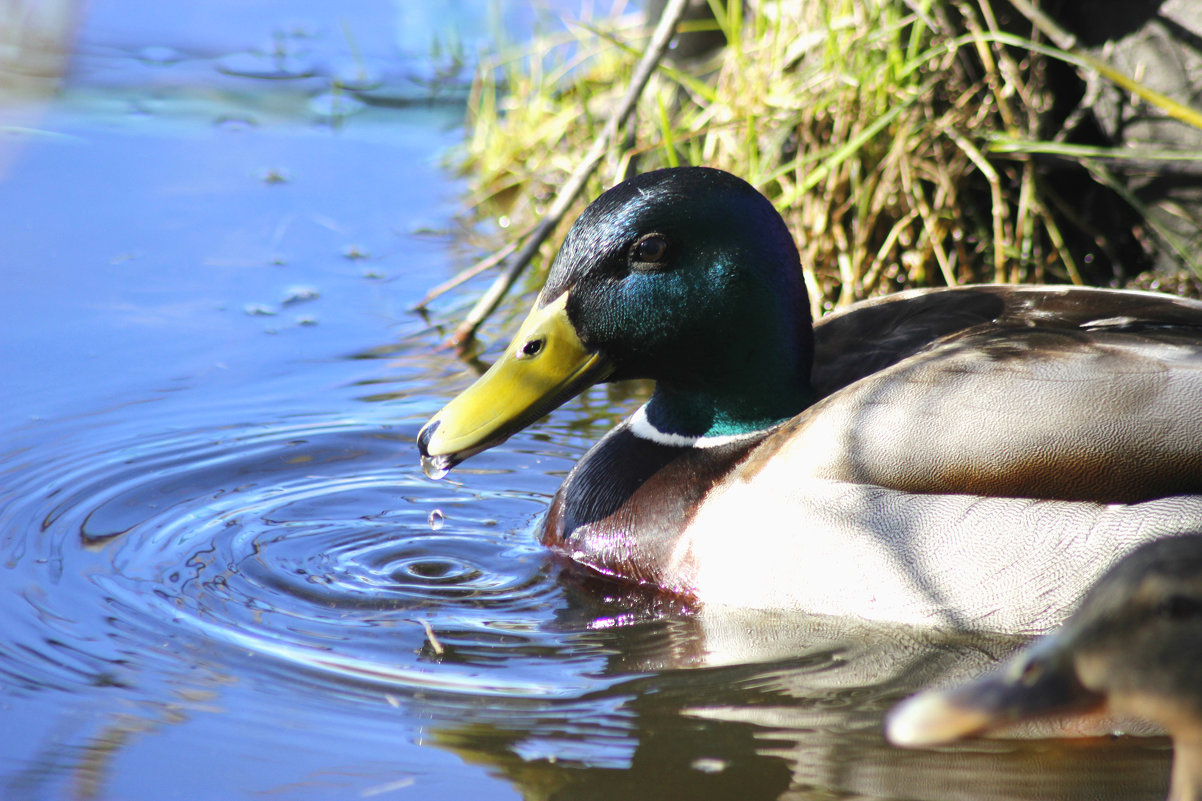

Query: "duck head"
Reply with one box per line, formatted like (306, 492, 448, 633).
(418, 167, 813, 474)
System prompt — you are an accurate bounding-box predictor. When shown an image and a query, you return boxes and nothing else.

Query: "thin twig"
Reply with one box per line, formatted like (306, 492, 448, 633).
(412, 236, 521, 312)
(1031, 187, 1082, 285)
(419, 619, 444, 656)
(945, 127, 1007, 282)
(446, 0, 691, 353)
(900, 155, 957, 287)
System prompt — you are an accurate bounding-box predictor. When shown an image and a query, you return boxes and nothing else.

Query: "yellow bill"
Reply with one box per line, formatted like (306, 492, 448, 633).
(418, 293, 613, 476)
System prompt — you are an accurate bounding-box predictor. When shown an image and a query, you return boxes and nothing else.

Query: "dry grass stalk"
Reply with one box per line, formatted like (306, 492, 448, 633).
(447, 0, 1196, 325)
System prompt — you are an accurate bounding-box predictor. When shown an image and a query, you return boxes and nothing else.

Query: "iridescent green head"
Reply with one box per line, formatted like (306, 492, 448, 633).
(419, 167, 814, 472)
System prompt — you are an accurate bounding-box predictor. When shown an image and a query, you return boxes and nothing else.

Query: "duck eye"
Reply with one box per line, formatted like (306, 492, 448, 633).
(631, 233, 669, 269)
(518, 338, 544, 358)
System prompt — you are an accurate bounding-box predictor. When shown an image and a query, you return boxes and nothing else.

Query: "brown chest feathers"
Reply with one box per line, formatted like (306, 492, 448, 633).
(542, 423, 761, 595)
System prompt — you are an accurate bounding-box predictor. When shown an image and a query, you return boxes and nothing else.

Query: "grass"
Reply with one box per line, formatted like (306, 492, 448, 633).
(448, 0, 1201, 321)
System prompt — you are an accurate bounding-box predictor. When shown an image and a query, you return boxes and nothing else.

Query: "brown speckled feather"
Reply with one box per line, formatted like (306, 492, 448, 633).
(758, 285, 1202, 502)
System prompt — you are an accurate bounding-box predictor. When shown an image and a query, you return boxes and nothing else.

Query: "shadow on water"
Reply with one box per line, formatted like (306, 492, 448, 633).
(0, 2, 1176, 800)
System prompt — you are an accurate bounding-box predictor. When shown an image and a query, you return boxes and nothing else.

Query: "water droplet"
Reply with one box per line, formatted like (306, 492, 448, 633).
(281, 285, 319, 305)
(427, 509, 444, 531)
(215, 115, 258, 132)
(332, 61, 382, 91)
(217, 51, 315, 80)
(138, 46, 182, 65)
(420, 456, 449, 481)
(259, 167, 291, 184)
(309, 91, 365, 121)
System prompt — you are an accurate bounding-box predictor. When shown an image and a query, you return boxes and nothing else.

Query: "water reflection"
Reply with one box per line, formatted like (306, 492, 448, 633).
(0, 378, 1175, 799)
(417, 592, 1172, 801)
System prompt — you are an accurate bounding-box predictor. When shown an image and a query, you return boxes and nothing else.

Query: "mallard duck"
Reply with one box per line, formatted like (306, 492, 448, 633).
(886, 534, 1202, 801)
(418, 166, 1202, 633)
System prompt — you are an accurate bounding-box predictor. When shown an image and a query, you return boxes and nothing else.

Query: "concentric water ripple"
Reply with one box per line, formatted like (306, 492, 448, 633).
(0, 408, 629, 707)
